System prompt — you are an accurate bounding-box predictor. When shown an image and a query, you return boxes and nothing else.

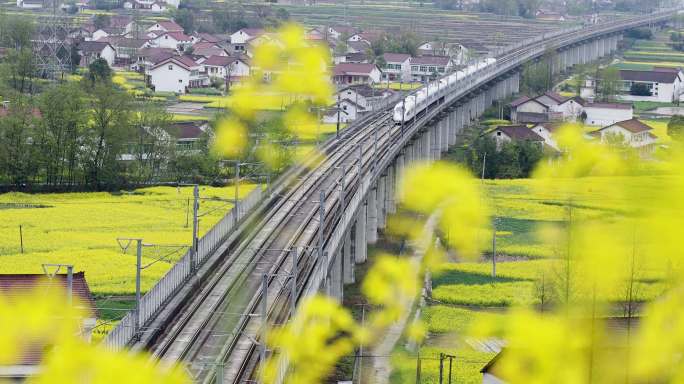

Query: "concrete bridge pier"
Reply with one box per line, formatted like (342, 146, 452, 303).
(422, 128, 431, 160)
(343, 230, 354, 284)
(430, 124, 440, 160)
(354, 205, 367, 263)
(366, 187, 378, 244)
(441, 115, 449, 153)
(377, 174, 387, 230)
(387, 165, 396, 215)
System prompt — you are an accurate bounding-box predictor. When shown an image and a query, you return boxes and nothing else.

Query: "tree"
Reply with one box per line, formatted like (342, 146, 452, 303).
(36, 83, 87, 186)
(0, 96, 39, 186)
(1, 48, 37, 94)
(172, 9, 196, 34)
(81, 84, 132, 188)
(630, 82, 652, 96)
(597, 66, 620, 102)
(129, 104, 174, 183)
(85, 58, 112, 86)
(275, 8, 290, 21)
(668, 115, 684, 142)
(93, 14, 111, 30)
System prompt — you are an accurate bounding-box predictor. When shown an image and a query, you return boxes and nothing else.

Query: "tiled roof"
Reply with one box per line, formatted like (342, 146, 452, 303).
(619, 69, 680, 83)
(340, 84, 386, 97)
(347, 40, 370, 52)
(496, 125, 545, 141)
(162, 31, 193, 42)
(202, 55, 244, 66)
(196, 33, 221, 43)
(77, 41, 112, 54)
(516, 112, 549, 123)
(333, 63, 378, 76)
(237, 28, 264, 37)
(609, 118, 653, 133)
(510, 95, 531, 107)
(536, 121, 564, 132)
(383, 52, 411, 63)
(171, 121, 208, 139)
(542, 91, 567, 104)
(410, 55, 450, 66)
(0, 272, 96, 316)
(585, 102, 633, 110)
(152, 55, 197, 70)
(156, 20, 183, 32)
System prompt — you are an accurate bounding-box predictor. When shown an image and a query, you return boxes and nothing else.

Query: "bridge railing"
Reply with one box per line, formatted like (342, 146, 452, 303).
(104, 184, 266, 350)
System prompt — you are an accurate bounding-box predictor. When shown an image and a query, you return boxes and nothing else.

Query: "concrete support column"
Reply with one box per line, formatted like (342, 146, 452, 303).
(441, 116, 449, 152)
(377, 174, 386, 230)
(430, 124, 439, 160)
(366, 189, 378, 244)
(423, 129, 431, 160)
(387, 164, 396, 214)
(354, 207, 367, 263)
(332, 250, 342, 300)
(343, 230, 353, 284)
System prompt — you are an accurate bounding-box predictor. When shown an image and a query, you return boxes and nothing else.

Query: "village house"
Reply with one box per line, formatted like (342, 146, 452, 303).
(16, 0, 44, 8)
(148, 55, 208, 94)
(77, 41, 116, 67)
(150, 31, 196, 51)
(409, 56, 453, 82)
(327, 25, 357, 40)
(618, 67, 684, 103)
(346, 40, 371, 55)
(171, 121, 211, 151)
(147, 20, 184, 34)
(347, 31, 381, 45)
(0, 272, 96, 379)
(337, 84, 394, 111)
(583, 101, 633, 126)
(333, 63, 382, 85)
(133, 47, 175, 72)
(382, 53, 411, 82)
(192, 41, 229, 58)
(509, 91, 576, 123)
(530, 121, 563, 150)
(123, 0, 167, 11)
(416, 41, 449, 57)
(230, 28, 265, 53)
(110, 38, 149, 66)
(489, 125, 546, 150)
(323, 98, 365, 124)
(591, 118, 658, 153)
(201, 55, 250, 84)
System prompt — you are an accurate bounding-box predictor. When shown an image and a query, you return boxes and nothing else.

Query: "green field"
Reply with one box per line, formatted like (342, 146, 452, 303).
(0, 184, 258, 297)
(390, 175, 670, 383)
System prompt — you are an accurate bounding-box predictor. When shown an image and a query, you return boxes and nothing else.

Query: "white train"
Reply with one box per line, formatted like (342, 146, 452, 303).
(392, 58, 497, 123)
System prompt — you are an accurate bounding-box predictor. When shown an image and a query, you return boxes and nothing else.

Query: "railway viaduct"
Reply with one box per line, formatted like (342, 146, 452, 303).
(104, 9, 677, 383)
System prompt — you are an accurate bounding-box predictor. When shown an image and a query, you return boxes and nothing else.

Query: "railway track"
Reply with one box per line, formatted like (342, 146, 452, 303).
(140, 9, 674, 384)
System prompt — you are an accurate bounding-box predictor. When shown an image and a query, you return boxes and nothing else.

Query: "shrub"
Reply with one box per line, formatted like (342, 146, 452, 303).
(630, 83, 652, 96)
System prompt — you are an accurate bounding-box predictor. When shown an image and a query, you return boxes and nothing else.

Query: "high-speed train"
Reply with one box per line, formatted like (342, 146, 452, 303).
(392, 58, 497, 123)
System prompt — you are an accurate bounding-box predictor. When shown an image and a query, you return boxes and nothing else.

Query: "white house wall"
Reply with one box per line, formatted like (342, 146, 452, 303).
(150, 63, 190, 93)
(584, 107, 633, 126)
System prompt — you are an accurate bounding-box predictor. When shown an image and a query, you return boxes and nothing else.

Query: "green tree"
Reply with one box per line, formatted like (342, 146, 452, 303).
(598, 66, 620, 102)
(93, 14, 111, 30)
(275, 8, 290, 21)
(85, 58, 112, 86)
(1, 48, 37, 94)
(129, 104, 174, 183)
(172, 9, 196, 34)
(668, 115, 684, 142)
(36, 83, 87, 186)
(82, 84, 133, 188)
(0, 96, 39, 186)
(630, 83, 651, 96)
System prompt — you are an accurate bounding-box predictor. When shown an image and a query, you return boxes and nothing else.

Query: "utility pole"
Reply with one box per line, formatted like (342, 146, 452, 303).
(43, 263, 74, 305)
(492, 217, 497, 278)
(401, 97, 406, 137)
(336, 92, 341, 138)
(261, 273, 268, 364)
(235, 161, 240, 220)
(19, 225, 24, 254)
(291, 247, 298, 318)
(318, 190, 325, 261)
(481, 152, 487, 181)
(192, 184, 199, 272)
(116, 238, 143, 339)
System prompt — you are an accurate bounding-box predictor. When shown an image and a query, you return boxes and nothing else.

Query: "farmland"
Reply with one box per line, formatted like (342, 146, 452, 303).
(390, 175, 670, 383)
(0, 184, 258, 297)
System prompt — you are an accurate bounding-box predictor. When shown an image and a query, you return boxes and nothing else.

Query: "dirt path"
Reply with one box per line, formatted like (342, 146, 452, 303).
(365, 215, 437, 384)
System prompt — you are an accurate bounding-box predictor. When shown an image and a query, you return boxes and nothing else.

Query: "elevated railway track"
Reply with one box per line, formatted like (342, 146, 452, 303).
(104, 9, 677, 383)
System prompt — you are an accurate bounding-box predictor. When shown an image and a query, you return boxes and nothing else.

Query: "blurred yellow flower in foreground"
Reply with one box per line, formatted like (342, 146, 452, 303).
(0, 283, 189, 383)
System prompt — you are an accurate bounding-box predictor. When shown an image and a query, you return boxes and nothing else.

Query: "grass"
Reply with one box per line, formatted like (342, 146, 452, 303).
(373, 82, 423, 90)
(0, 184, 259, 297)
